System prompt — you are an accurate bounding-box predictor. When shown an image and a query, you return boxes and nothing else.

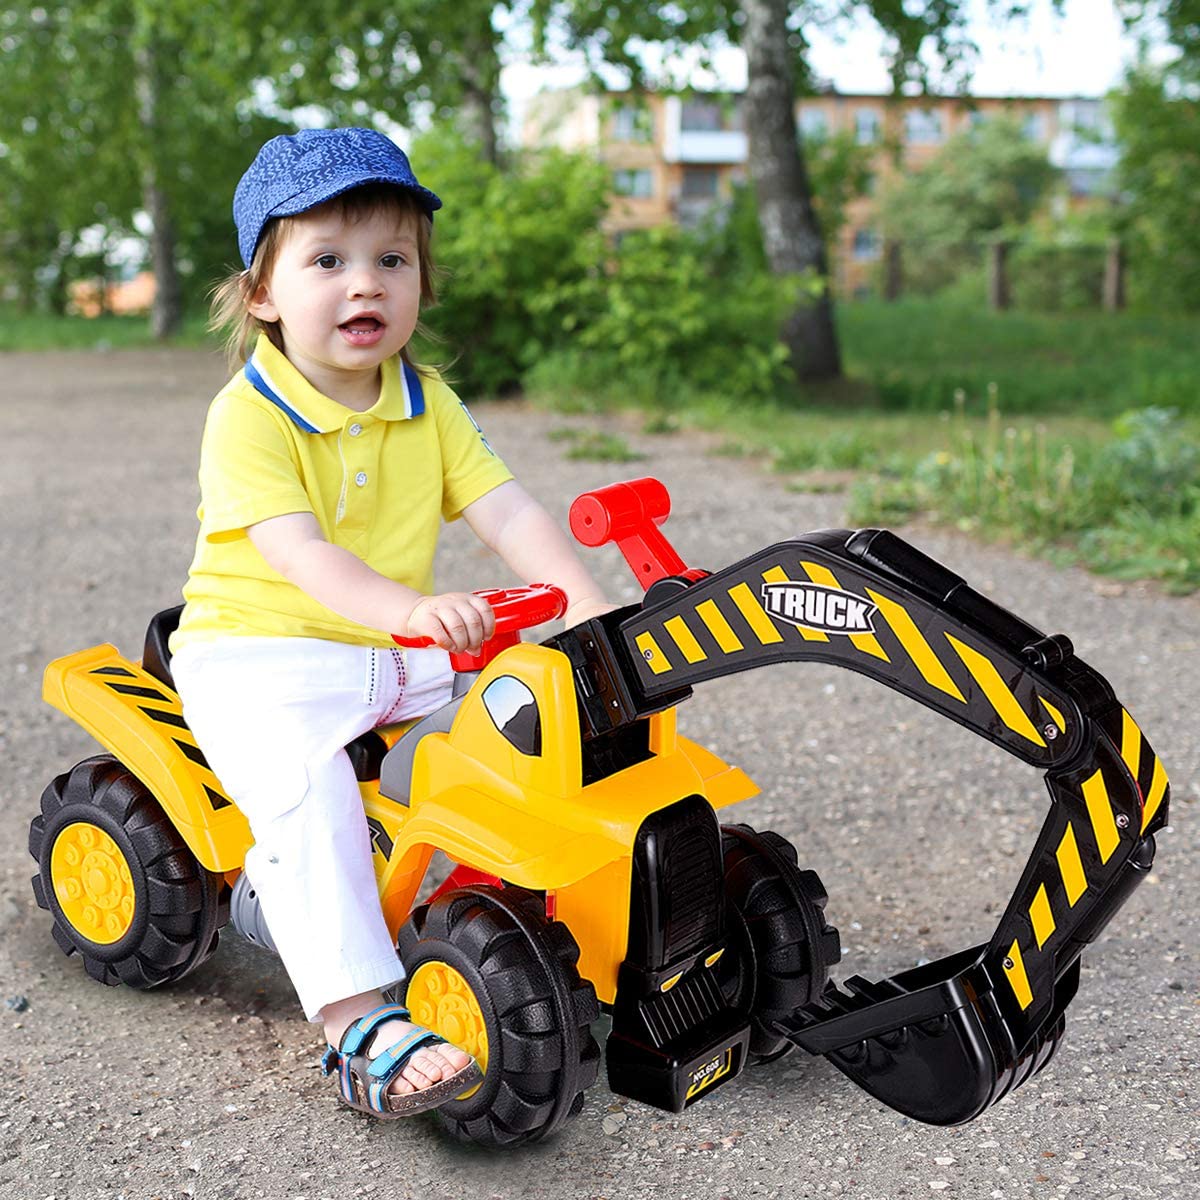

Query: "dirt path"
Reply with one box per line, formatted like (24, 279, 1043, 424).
(1, 349, 1195, 1199)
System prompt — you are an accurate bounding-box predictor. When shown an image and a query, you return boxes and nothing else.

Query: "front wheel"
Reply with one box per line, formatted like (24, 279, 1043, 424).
(398, 885, 600, 1148)
(29, 755, 225, 988)
(719, 823, 841, 1062)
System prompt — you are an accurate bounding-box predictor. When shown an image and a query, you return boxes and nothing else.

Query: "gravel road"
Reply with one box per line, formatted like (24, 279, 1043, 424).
(1, 349, 1195, 1200)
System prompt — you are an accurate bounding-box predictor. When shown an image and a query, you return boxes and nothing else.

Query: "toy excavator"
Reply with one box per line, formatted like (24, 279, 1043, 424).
(31, 478, 1169, 1148)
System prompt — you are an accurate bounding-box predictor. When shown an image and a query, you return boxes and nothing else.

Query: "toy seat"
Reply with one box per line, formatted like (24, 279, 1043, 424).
(142, 605, 184, 689)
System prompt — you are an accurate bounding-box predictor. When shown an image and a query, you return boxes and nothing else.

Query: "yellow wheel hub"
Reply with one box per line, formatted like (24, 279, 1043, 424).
(50, 821, 136, 945)
(407, 961, 488, 1099)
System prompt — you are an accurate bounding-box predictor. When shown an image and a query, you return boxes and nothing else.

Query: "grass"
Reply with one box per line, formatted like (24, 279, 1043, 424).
(562, 430, 645, 463)
(0, 305, 210, 352)
(839, 298, 1200, 417)
(524, 299, 1200, 593)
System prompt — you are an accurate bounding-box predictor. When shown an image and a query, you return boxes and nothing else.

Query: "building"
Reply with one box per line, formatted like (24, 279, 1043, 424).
(522, 88, 1118, 297)
(68, 270, 156, 318)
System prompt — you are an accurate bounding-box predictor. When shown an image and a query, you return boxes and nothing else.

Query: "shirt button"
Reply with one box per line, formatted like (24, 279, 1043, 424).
(355, 471, 368, 487)
(348, 423, 363, 437)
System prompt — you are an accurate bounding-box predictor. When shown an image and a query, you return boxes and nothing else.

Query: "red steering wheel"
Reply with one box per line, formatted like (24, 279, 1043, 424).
(393, 583, 568, 672)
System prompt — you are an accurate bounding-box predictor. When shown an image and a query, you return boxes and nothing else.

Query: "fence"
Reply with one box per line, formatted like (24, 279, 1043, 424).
(840, 238, 1128, 312)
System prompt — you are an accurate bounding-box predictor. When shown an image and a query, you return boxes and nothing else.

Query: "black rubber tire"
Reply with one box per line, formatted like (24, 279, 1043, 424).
(29, 755, 224, 989)
(397, 885, 600, 1148)
(719, 823, 841, 1061)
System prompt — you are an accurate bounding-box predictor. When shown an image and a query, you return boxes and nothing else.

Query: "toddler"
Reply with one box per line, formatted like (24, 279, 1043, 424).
(169, 127, 611, 1118)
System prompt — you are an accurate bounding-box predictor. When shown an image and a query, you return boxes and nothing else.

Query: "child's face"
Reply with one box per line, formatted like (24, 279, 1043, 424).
(248, 203, 421, 402)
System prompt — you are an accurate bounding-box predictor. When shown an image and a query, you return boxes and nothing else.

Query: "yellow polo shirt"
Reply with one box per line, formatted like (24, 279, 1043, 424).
(171, 335, 512, 651)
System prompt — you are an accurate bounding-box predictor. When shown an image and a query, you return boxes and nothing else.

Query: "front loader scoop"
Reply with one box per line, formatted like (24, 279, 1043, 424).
(574, 486, 1170, 1126)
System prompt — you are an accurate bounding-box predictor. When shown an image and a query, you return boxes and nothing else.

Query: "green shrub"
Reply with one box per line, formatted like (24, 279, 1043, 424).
(607, 224, 799, 402)
(527, 224, 802, 408)
(1010, 243, 1106, 312)
(849, 399, 1200, 591)
(1094, 407, 1199, 517)
(412, 131, 610, 397)
(1080, 511, 1200, 593)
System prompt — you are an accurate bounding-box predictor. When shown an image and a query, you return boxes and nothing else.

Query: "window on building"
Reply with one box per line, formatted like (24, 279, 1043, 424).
(855, 108, 881, 145)
(612, 104, 650, 141)
(852, 229, 882, 261)
(799, 107, 829, 140)
(968, 110, 988, 131)
(1023, 111, 1046, 142)
(905, 109, 943, 145)
(680, 101, 724, 132)
(1067, 100, 1102, 132)
(613, 169, 654, 198)
(681, 167, 720, 198)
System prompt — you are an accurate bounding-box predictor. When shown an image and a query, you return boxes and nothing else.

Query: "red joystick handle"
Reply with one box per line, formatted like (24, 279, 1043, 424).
(569, 477, 688, 592)
(392, 584, 568, 673)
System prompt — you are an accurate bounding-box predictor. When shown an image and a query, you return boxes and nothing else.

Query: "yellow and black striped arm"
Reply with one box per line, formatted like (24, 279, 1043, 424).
(596, 526, 1168, 1124)
(619, 532, 1093, 763)
(985, 703, 1168, 1051)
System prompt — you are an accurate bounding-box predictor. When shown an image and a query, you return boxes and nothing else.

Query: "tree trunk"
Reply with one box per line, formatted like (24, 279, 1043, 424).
(740, 0, 840, 384)
(988, 240, 1011, 311)
(457, 22, 502, 166)
(143, 179, 182, 337)
(47, 244, 72, 317)
(134, 28, 182, 340)
(462, 84, 499, 166)
(1103, 238, 1126, 312)
(883, 238, 903, 301)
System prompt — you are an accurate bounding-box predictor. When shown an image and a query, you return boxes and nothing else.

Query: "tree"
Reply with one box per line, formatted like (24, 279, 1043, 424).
(1111, 2, 1200, 309)
(258, 0, 519, 165)
(0, 1, 527, 334)
(1118, 0, 1200, 61)
(876, 116, 1060, 294)
(533, 0, 1059, 392)
(0, 1, 292, 334)
(0, 5, 140, 312)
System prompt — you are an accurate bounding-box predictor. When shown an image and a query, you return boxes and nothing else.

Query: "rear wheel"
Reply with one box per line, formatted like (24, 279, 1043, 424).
(398, 884, 600, 1148)
(719, 823, 841, 1062)
(29, 755, 225, 988)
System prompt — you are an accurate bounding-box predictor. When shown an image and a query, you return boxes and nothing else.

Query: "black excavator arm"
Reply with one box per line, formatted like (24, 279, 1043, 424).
(554, 483, 1170, 1125)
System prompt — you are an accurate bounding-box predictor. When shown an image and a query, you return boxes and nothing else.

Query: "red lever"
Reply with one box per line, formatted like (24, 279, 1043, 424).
(569, 478, 689, 592)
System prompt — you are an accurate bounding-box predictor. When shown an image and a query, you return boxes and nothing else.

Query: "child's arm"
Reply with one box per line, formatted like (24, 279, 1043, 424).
(462, 480, 614, 627)
(247, 513, 496, 653)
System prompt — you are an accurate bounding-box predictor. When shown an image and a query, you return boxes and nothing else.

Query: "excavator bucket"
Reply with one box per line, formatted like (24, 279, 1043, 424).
(589, 515, 1169, 1125)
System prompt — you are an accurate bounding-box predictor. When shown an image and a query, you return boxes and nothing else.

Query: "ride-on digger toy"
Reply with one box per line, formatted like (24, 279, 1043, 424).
(31, 478, 1170, 1147)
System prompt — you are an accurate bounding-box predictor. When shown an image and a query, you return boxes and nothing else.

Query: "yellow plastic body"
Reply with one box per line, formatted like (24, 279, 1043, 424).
(46, 639, 757, 1004)
(44, 645, 251, 872)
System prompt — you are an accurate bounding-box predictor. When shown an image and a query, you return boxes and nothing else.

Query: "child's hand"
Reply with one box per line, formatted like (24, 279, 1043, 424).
(407, 592, 497, 654)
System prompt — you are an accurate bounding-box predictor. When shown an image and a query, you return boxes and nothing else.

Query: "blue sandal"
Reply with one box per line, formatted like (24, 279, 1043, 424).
(321, 1003, 482, 1118)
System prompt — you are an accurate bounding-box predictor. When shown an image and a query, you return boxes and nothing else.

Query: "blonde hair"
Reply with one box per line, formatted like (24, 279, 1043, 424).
(209, 183, 442, 369)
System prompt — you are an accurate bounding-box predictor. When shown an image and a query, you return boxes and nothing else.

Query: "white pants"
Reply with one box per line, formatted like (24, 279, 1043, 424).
(171, 636, 455, 1022)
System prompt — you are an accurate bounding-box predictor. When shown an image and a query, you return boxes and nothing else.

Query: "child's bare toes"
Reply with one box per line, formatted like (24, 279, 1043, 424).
(440, 1046, 471, 1072)
(402, 1055, 441, 1089)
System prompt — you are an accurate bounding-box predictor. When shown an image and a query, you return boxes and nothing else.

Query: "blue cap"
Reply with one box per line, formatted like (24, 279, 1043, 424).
(233, 127, 442, 267)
